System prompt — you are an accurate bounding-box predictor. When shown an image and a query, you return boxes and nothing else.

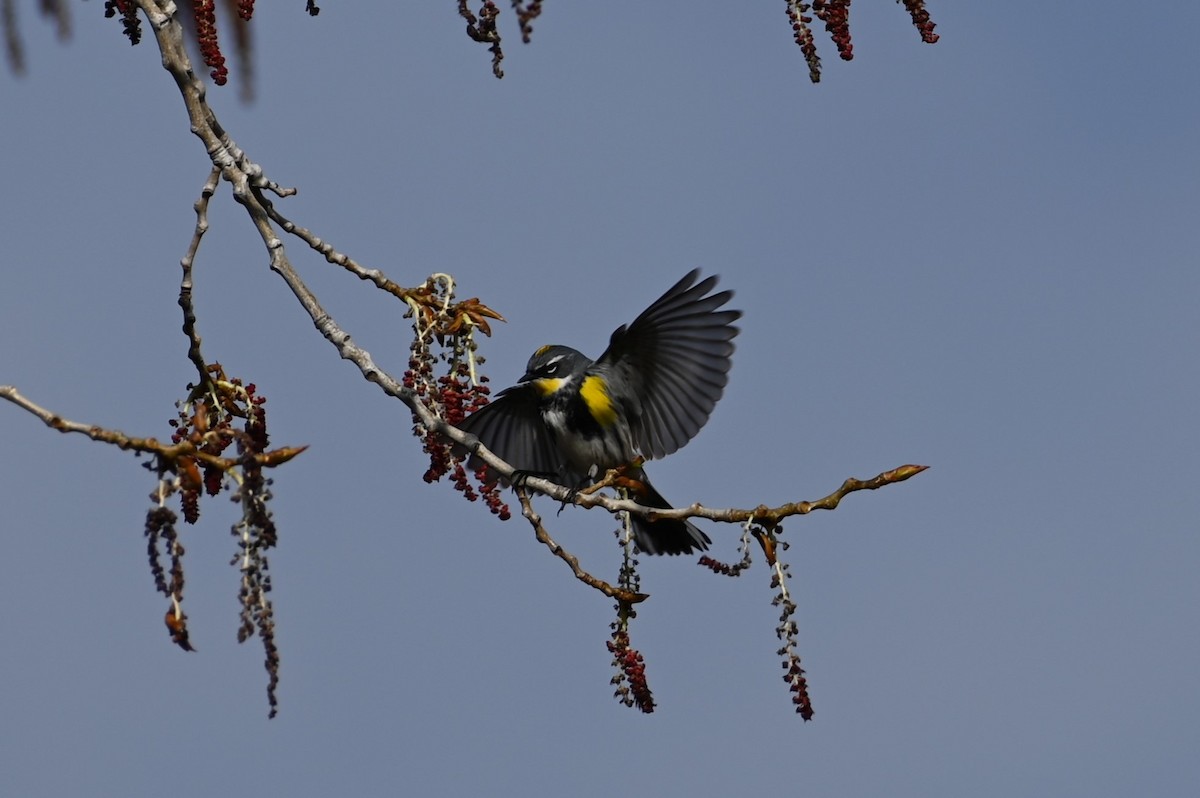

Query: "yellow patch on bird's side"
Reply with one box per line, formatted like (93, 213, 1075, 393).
(579, 375, 618, 426)
(534, 378, 564, 396)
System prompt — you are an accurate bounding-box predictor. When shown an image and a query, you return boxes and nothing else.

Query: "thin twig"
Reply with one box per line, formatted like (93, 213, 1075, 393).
(565, 463, 929, 527)
(0, 385, 304, 470)
(261, 202, 419, 301)
(517, 490, 648, 604)
(178, 166, 222, 387)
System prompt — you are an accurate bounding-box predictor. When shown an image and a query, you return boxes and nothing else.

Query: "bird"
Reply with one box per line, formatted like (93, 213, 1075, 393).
(455, 269, 741, 555)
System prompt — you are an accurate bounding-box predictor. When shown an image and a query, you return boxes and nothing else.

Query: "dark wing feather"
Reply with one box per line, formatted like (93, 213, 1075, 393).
(453, 386, 566, 485)
(595, 269, 741, 460)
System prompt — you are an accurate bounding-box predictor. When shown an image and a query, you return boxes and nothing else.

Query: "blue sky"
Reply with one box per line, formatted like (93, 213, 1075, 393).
(2, 3, 1197, 796)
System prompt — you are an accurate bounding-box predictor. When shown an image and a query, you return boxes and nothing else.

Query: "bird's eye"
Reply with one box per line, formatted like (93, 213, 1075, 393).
(539, 353, 566, 377)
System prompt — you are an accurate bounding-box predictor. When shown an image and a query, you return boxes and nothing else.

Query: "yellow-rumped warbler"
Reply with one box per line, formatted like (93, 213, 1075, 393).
(456, 269, 740, 555)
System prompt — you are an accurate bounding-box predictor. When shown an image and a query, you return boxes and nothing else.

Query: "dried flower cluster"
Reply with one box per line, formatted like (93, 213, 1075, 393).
(193, 0, 229, 84)
(96, 0, 283, 92)
(403, 275, 510, 520)
(698, 520, 815, 716)
(605, 517, 656, 711)
(10, 0, 938, 87)
(230, 394, 281, 718)
(900, 0, 939, 43)
(787, 0, 939, 83)
(148, 366, 301, 717)
(145, 505, 192, 650)
(813, 0, 852, 61)
(511, 0, 543, 44)
(608, 626, 655, 713)
(104, 0, 141, 45)
(758, 526, 814, 719)
(457, 0, 504, 78)
(698, 523, 755, 577)
(785, 1, 821, 82)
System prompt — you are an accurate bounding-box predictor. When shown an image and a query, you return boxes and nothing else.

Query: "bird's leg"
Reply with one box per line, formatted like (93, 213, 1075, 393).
(510, 469, 562, 489)
(553, 474, 591, 516)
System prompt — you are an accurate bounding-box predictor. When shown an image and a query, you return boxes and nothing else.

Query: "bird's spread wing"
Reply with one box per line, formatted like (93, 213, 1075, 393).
(453, 385, 566, 485)
(595, 269, 741, 460)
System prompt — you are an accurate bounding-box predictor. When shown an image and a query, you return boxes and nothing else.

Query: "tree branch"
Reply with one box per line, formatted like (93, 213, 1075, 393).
(0, 385, 304, 470)
(178, 165, 222, 387)
(516, 489, 648, 604)
(541, 462, 929, 529)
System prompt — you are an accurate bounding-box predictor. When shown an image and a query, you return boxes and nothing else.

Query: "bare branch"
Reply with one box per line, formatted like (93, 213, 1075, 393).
(0, 385, 304, 471)
(262, 202, 449, 307)
(517, 490, 648, 605)
(178, 166, 222, 387)
(539, 463, 930, 529)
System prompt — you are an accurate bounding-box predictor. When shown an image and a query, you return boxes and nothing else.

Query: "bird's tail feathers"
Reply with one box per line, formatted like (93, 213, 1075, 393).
(624, 473, 711, 556)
